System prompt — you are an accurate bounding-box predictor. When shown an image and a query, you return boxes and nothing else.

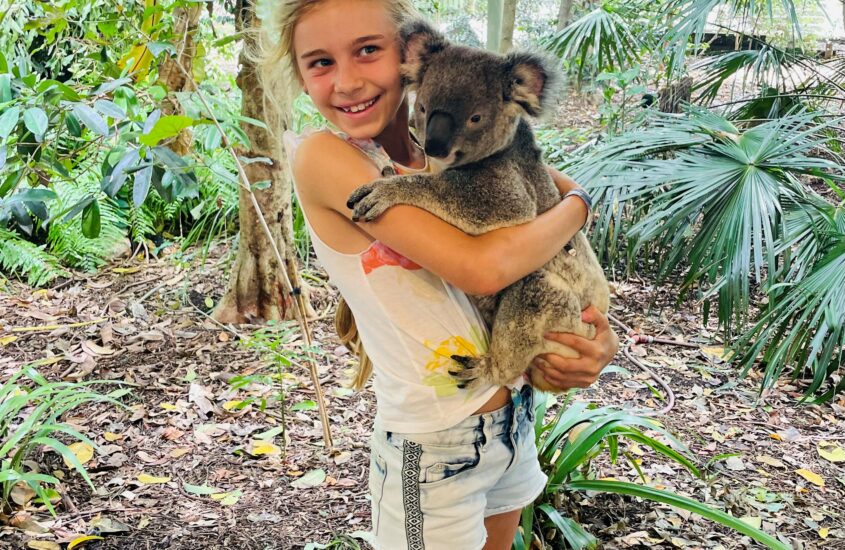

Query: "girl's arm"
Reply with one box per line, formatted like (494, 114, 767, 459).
(546, 166, 582, 195)
(294, 133, 588, 296)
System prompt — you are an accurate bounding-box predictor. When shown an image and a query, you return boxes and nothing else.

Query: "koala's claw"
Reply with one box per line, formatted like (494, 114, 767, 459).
(346, 184, 374, 210)
(449, 354, 480, 382)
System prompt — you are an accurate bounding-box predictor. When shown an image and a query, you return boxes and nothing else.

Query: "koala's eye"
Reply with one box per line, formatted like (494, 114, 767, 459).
(418, 104, 425, 114)
(470, 114, 482, 123)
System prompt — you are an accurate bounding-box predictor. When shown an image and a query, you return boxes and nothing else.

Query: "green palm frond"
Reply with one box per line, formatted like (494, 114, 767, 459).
(540, 4, 643, 82)
(566, 109, 732, 264)
(734, 202, 845, 399)
(576, 109, 844, 336)
(662, 0, 802, 77)
(693, 46, 798, 105)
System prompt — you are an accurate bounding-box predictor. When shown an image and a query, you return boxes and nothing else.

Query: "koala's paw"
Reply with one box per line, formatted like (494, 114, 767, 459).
(449, 354, 487, 390)
(346, 181, 399, 222)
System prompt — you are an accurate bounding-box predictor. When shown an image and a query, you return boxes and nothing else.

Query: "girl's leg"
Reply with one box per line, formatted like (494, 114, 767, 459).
(483, 508, 522, 550)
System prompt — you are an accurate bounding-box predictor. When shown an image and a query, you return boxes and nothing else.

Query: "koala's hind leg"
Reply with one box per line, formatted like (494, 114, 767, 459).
(450, 272, 587, 393)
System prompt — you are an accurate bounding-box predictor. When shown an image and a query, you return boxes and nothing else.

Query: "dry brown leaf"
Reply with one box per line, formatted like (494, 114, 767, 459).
(10, 481, 36, 506)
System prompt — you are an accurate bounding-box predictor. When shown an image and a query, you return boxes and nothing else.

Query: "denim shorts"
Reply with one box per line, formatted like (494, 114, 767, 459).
(368, 385, 547, 550)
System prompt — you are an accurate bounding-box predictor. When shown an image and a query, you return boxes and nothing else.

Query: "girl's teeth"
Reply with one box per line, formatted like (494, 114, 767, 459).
(344, 98, 375, 113)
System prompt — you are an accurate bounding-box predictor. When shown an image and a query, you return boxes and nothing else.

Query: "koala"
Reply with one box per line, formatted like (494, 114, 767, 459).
(347, 19, 610, 393)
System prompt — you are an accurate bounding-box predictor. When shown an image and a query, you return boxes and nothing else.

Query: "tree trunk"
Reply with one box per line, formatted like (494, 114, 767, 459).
(156, 4, 203, 156)
(557, 0, 574, 31)
(486, 0, 503, 52)
(499, 0, 517, 53)
(214, 1, 302, 324)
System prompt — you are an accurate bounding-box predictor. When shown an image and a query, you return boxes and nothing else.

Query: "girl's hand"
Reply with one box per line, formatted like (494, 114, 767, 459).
(531, 305, 619, 390)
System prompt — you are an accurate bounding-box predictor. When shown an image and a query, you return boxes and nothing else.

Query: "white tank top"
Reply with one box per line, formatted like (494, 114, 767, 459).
(284, 128, 505, 433)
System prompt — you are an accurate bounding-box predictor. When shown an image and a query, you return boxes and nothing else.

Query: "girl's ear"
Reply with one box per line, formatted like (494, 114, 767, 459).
(399, 19, 447, 87)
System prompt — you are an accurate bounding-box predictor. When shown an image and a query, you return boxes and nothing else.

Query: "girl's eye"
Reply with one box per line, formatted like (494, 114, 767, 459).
(311, 58, 332, 69)
(470, 114, 481, 123)
(360, 45, 379, 56)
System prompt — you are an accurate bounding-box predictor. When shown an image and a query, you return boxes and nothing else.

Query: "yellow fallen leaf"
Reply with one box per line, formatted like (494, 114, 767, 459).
(819, 527, 829, 539)
(701, 346, 734, 362)
(137, 474, 171, 484)
(112, 266, 142, 274)
(67, 536, 104, 550)
(169, 447, 192, 459)
(210, 490, 242, 506)
(247, 440, 281, 456)
(817, 441, 845, 463)
(796, 468, 824, 487)
(63, 442, 94, 468)
(770, 433, 783, 441)
(159, 403, 178, 411)
(756, 455, 785, 468)
(222, 400, 246, 411)
(0, 335, 18, 346)
(104, 432, 122, 442)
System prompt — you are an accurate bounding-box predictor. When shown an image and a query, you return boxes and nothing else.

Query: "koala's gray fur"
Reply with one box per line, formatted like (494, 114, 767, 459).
(347, 19, 609, 393)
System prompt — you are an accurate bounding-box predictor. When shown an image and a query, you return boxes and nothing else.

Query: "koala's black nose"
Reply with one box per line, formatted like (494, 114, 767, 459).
(424, 112, 454, 158)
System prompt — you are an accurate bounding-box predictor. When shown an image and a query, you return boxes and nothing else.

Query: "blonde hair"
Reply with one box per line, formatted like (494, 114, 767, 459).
(255, 0, 420, 135)
(256, 0, 419, 389)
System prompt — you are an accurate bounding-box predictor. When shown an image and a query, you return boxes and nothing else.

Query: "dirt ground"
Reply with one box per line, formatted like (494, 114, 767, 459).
(1, 237, 843, 550)
(2, 74, 845, 549)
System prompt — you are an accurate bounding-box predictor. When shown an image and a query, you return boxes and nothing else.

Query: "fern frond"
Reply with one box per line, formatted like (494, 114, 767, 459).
(0, 228, 68, 286)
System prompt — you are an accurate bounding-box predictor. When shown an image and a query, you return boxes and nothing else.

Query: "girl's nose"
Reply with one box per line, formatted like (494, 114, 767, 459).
(334, 64, 363, 95)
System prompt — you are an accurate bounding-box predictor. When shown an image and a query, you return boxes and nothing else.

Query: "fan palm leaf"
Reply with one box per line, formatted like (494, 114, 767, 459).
(734, 201, 845, 399)
(662, 0, 802, 77)
(540, 4, 643, 82)
(574, 109, 844, 337)
(692, 46, 798, 105)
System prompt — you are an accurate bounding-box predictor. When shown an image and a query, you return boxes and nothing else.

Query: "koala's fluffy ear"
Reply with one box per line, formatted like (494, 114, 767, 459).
(399, 19, 448, 86)
(504, 52, 560, 118)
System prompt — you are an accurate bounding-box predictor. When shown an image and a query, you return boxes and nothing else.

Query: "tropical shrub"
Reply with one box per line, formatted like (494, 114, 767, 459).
(514, 390, 791, 549)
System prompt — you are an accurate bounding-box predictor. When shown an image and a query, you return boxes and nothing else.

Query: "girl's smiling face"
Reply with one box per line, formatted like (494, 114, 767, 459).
(293, 0, 405, 140)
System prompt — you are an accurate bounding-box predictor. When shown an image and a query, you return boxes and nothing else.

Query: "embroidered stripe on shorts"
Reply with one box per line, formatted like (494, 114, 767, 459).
(402, 439, 424, 549)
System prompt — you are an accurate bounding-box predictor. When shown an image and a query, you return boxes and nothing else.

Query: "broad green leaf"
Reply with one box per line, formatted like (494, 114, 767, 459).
(291, 400, 317, 411)
(65, 112, 82, 137)
(291, 468, 326, 489)
(0, 74, 11, 102)
(254, 426, 285, 440)
(0, 106, 19, 139)
(140, 115, 194, 146)
(183, 482, 222, 495)
(72, 103, 109, 136)
(23, 107, 48, 141)
(147, 41, 176, 58)
(133, 164, 153, 206)
(81, 199, 101, 238)
(93, 77, 131, 95)
(94, 99, 126, 120)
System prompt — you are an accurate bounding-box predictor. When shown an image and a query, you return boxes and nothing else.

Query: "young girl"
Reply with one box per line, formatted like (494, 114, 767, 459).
(261, 1, 618, 548)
